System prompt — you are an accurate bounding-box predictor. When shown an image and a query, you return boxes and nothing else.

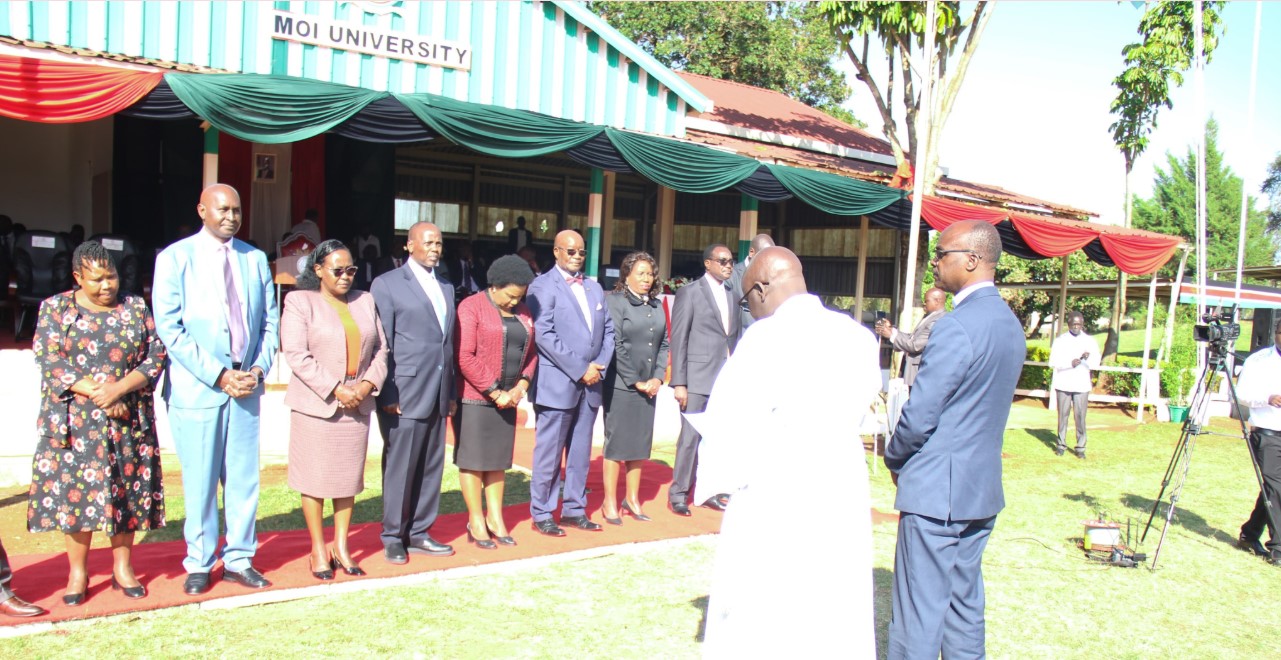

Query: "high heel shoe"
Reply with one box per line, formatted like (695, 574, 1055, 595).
(467, 523, 497, 550)
(485, 519, 517, 546)
(621, 500, 651, 522)
(310, 556, 335, 581)
(111, 575, 147, 599)
(330, 550, 366, 577)
(601, 506, 623, 526)
(62, 591, 86, 606)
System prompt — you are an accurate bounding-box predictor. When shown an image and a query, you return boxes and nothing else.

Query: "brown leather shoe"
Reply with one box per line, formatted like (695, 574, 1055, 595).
(0, 595, 47, 618)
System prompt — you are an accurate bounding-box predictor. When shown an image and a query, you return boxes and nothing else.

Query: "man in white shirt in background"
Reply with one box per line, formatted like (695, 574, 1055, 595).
(1236, 317, 1281, 566)
(1049, 310, 1100, 459)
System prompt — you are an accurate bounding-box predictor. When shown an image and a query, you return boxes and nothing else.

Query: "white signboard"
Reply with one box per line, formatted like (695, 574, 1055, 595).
(101, 238, 125, 251)
(271, 10, 471, 71)
(31, 236, 55, 249)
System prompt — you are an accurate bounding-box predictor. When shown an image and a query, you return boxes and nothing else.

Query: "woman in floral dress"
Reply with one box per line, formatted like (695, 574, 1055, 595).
(27, 241, 166, 606)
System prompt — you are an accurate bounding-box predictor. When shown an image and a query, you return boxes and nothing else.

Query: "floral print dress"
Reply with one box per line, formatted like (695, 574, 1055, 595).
(27, 292, 167, 536)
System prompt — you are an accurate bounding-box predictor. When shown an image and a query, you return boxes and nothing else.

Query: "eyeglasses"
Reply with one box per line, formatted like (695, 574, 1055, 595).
(739, 281, 766, 307)
(557, 247, 586, 257)
(932, 248, 979, 261)
(327, 266, 359, 278)
(708, 257, 734, 266)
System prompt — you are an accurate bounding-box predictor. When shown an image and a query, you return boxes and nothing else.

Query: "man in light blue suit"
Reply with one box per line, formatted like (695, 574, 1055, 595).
(153, 184, 278, 595)
(524, 230, 614, 536)
(885, 221, 1025, 659)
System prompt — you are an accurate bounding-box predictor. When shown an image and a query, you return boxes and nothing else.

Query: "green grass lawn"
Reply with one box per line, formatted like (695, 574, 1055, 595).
(6, 405, 1280, 657)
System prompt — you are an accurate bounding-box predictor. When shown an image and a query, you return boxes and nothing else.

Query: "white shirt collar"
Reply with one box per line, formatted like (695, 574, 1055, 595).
(197, 226, 233, 250)
(953, 280, 994, 307)
(703, 272, 729, 290)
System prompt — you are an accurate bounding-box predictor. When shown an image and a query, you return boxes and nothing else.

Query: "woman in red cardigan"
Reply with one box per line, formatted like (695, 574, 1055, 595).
(454, 255, 537, 548)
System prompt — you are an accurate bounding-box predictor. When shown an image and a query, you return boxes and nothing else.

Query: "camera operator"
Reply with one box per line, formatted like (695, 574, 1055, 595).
(1236, 317, 1281, 565)
(1049, 311, 1100, 459)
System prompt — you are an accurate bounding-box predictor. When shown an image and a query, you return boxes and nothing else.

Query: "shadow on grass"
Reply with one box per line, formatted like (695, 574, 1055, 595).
(691, 594, 708, 642)
(1023, 428, 1060, 453)
(1119, 492, 1238, 548)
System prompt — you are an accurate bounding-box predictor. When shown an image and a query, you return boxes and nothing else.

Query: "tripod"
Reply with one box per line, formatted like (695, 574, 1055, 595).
(1140, 341, 1276, 569)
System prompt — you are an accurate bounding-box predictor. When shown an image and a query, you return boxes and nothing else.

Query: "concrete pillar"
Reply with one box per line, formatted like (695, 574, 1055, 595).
(585, 168, 604, 279)
(600, 170, 616, 265)
(854, 214, 870, 324)
(656, 186, 676, 281)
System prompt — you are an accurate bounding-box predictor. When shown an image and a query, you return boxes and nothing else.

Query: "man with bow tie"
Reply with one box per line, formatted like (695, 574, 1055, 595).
(524, 230, 615, 536)
(668, 243, 741, 516)
(371, 222, 457, 563)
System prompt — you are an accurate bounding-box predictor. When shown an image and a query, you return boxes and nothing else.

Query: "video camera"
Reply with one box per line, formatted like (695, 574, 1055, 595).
(1193, 309, 1240, 346)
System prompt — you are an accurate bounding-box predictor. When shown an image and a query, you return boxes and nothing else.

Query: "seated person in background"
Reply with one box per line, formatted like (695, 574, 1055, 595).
(289, 208, 323, 246)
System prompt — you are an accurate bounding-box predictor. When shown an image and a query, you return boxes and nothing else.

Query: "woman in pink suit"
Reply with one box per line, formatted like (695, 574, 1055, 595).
(454, 255, 537, 548)
(282, 240, 388, 579)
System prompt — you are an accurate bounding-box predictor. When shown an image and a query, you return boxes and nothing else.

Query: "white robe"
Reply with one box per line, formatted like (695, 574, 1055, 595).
(692, 294, 882, 658)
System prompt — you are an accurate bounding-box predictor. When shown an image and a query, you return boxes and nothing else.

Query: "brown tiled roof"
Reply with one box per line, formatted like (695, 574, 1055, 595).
(0, 37, 230, 73)
(677, 71, 1097, 219)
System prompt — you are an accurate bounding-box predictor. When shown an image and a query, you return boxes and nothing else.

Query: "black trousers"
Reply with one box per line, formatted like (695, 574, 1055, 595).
(1242, 427, 1281, 556)
(0, 537, 15, 600)
(378, 409, 446, 548)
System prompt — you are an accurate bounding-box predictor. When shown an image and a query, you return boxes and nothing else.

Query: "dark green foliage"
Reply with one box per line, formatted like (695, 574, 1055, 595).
(1019, 345, 1051, 391)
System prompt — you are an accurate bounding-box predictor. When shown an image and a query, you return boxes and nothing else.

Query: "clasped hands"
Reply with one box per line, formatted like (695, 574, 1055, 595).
(217, 369, 260, 399)
(580, 363, 607, 386)
(76, 378, 130, 420)
(633, 378, 662, 399)
(334, 380, 375, 409)
(873, 318, 894, 339)
(490, 384, 527, 410)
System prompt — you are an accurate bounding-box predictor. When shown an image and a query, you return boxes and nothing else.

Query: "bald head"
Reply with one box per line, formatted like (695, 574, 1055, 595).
(407, 222, 443, 269)
(554, 230, 586, 273)
(924, 287, 947, 313)
(932, 220, 1001, 294)
(742, 246, 807, 320)
(749, 233, 776, 257)
(197, 184, 242, 241)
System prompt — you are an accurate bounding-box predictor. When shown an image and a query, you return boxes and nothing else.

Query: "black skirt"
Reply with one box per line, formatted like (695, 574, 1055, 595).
(454, 402, 518, 471)
(603, 387, 657, 461)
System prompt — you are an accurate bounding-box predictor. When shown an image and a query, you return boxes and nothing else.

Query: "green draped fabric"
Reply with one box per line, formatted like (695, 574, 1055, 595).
(164, 74, 387, 144)
(606, 128, 761, 194)
(766, 163, 906, 216)
(395, 93, 602, 158)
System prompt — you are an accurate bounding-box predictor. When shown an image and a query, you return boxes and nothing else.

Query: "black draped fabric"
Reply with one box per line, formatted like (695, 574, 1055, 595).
(1082, 239, 1116, 268)
(868, 197, 914, 231)
(733, 165, 793, 202)
(119, 80, 196, 120)
(564, 132, 633, 173)
(995, 220, 1047, 261)
(331, 96, 435, 143)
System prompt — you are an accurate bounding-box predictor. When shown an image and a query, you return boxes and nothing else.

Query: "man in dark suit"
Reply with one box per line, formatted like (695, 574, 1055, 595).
(508, 216, 534, 254)
(727, 233, 775, 331)
(885, 221, 1025, 659)
(525, 230, 615, 536)
(668, 243, 741, 515)
(371, 222, 457, 563)
(875, 286, 947, 388)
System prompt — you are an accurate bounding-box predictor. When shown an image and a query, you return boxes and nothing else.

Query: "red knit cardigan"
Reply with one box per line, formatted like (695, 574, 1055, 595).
(455, 291, 537, 403)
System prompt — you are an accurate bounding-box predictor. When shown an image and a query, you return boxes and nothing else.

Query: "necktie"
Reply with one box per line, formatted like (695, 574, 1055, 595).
(223, 244, 246, 360)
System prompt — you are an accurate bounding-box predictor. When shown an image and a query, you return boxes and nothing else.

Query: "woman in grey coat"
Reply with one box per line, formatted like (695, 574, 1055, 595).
(600, 251, 669, 524)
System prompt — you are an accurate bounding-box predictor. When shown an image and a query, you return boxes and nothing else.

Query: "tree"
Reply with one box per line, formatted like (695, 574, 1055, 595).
(1105, 0, 1223, 361)
(820, 1, 993, 193)
(1133, 120, 1276, 279)
(997, 253, 1114, 338)
(589, 2, 862, 126)
(1263, 152, 1281, 233)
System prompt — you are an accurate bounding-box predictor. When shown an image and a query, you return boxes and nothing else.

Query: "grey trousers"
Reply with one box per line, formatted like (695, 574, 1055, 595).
(1056, 389, 1089, 451)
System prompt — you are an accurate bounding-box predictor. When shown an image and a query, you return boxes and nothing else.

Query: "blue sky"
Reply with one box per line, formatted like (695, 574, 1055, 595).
(838, 1, 1280, 226)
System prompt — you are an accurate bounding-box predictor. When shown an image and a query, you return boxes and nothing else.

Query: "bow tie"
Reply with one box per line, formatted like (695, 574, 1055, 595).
(565, 272, 583, 285)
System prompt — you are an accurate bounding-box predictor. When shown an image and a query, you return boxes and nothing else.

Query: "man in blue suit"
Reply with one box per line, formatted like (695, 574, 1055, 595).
(371, 222, 457, 563)
(885, 220, 1026, 659)
(525, 230, 615, 536)
(153, 184, 279, 595)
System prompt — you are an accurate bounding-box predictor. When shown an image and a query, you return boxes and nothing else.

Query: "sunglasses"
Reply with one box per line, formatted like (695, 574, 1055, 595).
(327, 266, 359, 278)
(708, 257, 734, 266)
(739, 281, 766, 306)
(932, 248, 979, 261)
(557, 247, 586, 257)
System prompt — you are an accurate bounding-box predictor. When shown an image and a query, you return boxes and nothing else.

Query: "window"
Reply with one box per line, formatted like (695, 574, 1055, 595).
(394, 199, 468, 234)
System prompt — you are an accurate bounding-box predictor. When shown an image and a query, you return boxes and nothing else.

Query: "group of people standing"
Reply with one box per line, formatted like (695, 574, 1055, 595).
(1, 183, 718, 617)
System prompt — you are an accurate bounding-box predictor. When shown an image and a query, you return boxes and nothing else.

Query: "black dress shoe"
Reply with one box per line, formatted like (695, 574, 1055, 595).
(532, 519, 566, 537)
(559, 515, 603, 531)
(223, 566, 272, 589)
(669, 501, 692, 517)
(331, 551, 367, 576)
(466, 524, 498, 550)
(1054, 446, 1065, 456)
(1234, 533, 1265, 558)
(61, 591, 85, 607)
(408, 537, 455, 557)
(621, 501, 652, 522)
(111, 575, 148, 599)
(309, 557, 335, 581)
(384, 542, 409, 565)
(601, 510, 623, 526)
(1074, 449, 1087, 460)
(700, 496, 728, 512)
(184, 573, 213, 595)
(0, 595, 46, 618)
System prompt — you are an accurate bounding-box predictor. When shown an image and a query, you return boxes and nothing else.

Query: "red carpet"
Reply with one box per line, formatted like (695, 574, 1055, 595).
(1, 413, 722, 627)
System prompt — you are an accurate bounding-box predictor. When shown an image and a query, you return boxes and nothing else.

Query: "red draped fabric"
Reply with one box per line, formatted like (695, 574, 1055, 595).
(918, 195, 1007, 231)
(0, 54, 161, 123)
(1098, 233, 1182, 276)
(1007, 212, 1098, 257)
(290, 135, 327, 234)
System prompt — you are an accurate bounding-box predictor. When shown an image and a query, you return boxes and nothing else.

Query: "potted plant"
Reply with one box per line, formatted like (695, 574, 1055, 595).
(1167, 368, 1191, 423)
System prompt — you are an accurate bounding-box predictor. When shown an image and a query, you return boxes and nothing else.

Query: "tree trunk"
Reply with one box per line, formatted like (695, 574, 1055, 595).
(1103, 163, 1135, 363)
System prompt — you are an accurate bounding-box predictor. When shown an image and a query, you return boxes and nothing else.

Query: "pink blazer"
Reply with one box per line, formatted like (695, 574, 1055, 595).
(282, 289, 389, 418)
